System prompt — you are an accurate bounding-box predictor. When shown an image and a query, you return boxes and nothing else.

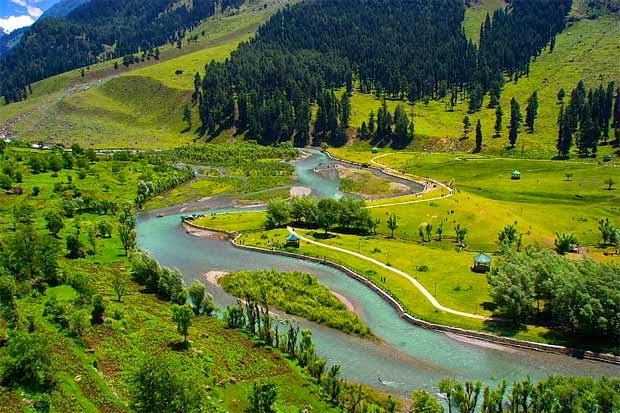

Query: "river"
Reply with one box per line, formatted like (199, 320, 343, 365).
(137, 149, 619, 395)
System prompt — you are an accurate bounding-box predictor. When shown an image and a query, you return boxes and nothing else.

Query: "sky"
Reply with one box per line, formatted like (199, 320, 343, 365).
(0, 0, 61, 33)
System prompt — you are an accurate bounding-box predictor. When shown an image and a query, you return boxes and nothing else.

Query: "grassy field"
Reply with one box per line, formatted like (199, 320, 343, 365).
(0, 0, 290, 149)
(348, 15, 620, 159)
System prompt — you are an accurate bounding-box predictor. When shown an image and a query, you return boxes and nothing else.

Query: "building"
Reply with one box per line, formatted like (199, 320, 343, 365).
(285, 233, 301, 248)
(473, 252, 492, 273)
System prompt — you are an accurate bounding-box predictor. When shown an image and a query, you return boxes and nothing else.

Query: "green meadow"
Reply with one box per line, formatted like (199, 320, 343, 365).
(348, 15, 620, 158)
(0, 0, 290, 149)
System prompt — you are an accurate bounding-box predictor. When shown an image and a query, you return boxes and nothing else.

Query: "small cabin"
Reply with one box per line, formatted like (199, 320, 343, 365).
(472, 252, 492, 273)
(511, 170, 521, 180)
(372, 147, 379, 154)
(285, 233, 301, 248)
(603, 154, 612, 162)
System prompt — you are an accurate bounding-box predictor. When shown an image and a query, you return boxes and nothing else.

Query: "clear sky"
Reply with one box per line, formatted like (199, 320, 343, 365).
(0, 0, 61, 33)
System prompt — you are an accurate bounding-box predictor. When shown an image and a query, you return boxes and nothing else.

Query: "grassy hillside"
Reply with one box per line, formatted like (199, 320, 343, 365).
(348, 15, 620, 159)
(0, 0, 289, 149)
(462, 0, 507, 44)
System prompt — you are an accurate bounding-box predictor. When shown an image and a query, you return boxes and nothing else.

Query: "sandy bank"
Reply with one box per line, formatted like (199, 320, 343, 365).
(202, 271, 229, 286)
(183, 222, 230, 240)
(290, 186, 312, 197)
(331, 291, 357, 314)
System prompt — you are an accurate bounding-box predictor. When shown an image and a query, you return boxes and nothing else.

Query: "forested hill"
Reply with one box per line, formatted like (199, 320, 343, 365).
(197, 0, 573, 148)
(0, 0, 244, 103)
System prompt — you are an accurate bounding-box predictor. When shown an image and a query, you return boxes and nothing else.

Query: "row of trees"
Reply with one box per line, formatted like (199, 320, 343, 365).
(197, 0, 571, 146)
(134, 167, 194, 208)
(266, 196, 377, 235)
(487, 247, 620, 341)
(360, 101, 416, 149)
(557, 81, 619, 158)
(222, 300, 397, 412)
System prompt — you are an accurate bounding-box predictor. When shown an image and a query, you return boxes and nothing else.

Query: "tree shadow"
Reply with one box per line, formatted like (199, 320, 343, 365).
(311, 231, 336, 240)
(167, 340, 190, 351)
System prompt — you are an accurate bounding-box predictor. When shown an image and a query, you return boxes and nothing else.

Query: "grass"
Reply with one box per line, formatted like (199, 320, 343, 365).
(337, 166, 409, 199)
(347, 15, 620, 159)
(0, 0, 291, 149)
(193, 211, 266, 233)
(462, 0, 507, 44)
(146, 177, 243, 209)
(220, 270, 371, 336)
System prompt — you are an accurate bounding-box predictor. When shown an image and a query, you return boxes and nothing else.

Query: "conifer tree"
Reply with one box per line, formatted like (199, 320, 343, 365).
(494, 105, 503, 137)
(509, 97, 522, 148)
(475, 120, 483, 152)
(525, 91, 538, 132)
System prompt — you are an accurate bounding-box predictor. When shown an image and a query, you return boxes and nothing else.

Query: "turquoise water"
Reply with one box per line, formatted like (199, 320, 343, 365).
(137, 151, 619, 395)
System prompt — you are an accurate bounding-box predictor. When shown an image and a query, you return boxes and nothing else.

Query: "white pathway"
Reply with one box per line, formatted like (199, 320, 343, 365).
(287, 226, 489, 320)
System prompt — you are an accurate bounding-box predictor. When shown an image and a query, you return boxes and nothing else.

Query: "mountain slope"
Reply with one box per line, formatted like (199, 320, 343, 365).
(0, 0, 288, 148)
(40, 0, 91, 19)
(0, 0, 244, 103)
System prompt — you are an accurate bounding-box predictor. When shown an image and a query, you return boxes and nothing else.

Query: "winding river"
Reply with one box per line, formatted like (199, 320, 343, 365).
(137, 150, 619, 395)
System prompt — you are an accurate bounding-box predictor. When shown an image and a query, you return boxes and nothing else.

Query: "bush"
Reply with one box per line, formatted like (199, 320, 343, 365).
(0, 332, 55, 390)
(91, 294, 105, 325)
(129, 355, 206, 412)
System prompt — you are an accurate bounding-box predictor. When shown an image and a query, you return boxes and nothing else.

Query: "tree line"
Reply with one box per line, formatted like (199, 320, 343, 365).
(196, 0, 572, 146)
(487, 246, 620, 342)
(557, 80, 619, 158)
(0, 0, 245, 103)
(266, 196, 377, 235)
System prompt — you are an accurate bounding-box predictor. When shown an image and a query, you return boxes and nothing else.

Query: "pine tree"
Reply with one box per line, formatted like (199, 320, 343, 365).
(340, 92, 351, 129)
(463, 116, 471, 139)
(393, 104, 410, 148)
(475, 120, 483, 152)
(368, 110, 375, 134)
(578, 101, 597, 156)
(469, 82, 483, 113)
(494, 105, 503, 137)
(557, 88, 566, 103)
(613, 87, 620, 141)
(509, 97, 522, 148)
(525, 91, 538, 132)
(182, 105, 192, 130)
(556, 106, 572, 158)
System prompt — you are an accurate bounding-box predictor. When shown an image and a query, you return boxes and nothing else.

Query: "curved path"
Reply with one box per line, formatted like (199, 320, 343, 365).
(364, 152, 454, 209)
(286, 226, 489, 320)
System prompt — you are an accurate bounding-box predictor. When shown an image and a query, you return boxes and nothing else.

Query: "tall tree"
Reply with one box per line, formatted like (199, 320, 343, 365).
(392, 104, 410, 148)
(509, 97, 522, 148)
(556, 106, 572, 158)
(463, 115, 471, 139)
(525, 91, 538, 132)
(494, 105, 503, 137)
(475, 119, 483, 152)
(340, 92, 351, 129)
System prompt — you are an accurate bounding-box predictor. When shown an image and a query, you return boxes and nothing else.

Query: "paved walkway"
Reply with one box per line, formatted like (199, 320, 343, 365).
(286, 227, 489, 320)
